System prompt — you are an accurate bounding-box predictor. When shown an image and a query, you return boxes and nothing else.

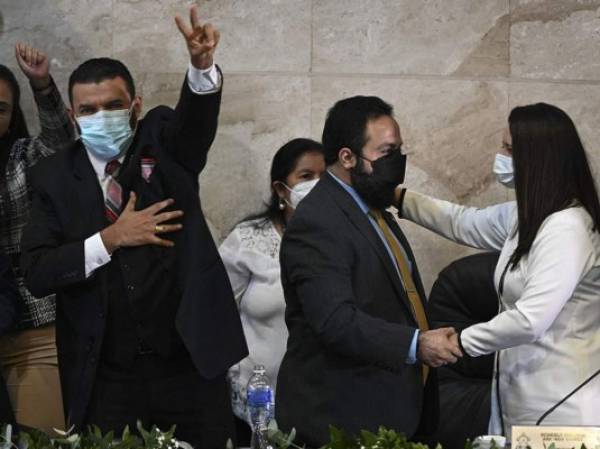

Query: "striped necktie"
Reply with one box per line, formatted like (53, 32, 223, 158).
(105, 160, 123, 223)
(370, 209, 430, 383)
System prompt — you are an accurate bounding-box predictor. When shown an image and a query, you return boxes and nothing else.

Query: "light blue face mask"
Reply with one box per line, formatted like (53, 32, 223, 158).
(77, 106, 136, 161)
(493, 153, 514, 188)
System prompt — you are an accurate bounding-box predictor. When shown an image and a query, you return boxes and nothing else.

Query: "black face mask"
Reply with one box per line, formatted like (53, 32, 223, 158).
(350, 150, 407, 210)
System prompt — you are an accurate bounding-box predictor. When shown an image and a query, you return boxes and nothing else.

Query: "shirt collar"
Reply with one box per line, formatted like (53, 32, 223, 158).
(85, 147, 126, 179)
(327, 169, 370, 215)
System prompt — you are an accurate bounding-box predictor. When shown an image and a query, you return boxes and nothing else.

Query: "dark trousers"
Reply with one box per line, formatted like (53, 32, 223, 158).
(85, 353, 236, 449)
(234, 416, 251, 447)
(0, 378, 14, 426)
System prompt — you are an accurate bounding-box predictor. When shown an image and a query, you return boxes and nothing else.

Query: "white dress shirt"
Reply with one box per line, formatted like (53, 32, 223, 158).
(84, 63, 221, 278)
(401, 191, 600, 437)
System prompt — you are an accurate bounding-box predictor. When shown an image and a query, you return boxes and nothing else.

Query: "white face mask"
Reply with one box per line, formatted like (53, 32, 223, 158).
(283, 178, 319, 209)
(493, 153, 514, 188)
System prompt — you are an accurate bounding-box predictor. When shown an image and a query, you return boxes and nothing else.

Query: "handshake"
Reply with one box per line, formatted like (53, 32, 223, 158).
(417, 327, 463, 368)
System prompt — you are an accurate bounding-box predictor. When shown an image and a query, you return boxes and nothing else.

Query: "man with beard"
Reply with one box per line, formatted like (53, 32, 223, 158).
(275, 96, 462, 447)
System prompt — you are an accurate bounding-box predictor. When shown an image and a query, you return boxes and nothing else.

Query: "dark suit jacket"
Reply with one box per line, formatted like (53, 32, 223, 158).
(0, 247, 20, 425)
(0, 248, 20, 336)
(20, 75, 248, 428)
(276, 172, 438, 448)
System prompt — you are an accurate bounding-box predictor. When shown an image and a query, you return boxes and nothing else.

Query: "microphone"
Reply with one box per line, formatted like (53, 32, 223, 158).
(536, 367, 600, 425)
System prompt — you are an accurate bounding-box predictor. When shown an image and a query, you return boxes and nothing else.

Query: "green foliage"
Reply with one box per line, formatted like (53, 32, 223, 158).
(464, 436, 502, 449)
(266, 421, 303, 449)
(320, 426, 433, 449)
(265, 423, 438, 449)
(0, 422, 184, 449)
(1, 422, 593, 449)
(265, 423, 591, 449)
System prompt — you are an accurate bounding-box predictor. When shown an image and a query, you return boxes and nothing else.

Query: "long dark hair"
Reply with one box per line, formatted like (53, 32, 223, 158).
(242, 138, 324, 227)
(0, 64, 30, 151)
(509, 102, 600, 268)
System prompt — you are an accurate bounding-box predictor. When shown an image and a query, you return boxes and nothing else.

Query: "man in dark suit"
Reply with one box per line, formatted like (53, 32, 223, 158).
(20, 7, 247, 448)
(0, 247, 20, 425)
(276, 96, 463, 447)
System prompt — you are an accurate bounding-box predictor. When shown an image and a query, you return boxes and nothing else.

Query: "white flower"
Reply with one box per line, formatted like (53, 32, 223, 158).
(53, 425, 76, 436)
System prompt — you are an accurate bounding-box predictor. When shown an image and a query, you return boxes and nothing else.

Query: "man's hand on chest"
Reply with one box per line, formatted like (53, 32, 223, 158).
(100, 192, 183, 254)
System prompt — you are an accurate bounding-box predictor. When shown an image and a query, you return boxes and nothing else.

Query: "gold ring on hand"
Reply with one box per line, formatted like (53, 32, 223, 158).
(155, 225, 165, 233)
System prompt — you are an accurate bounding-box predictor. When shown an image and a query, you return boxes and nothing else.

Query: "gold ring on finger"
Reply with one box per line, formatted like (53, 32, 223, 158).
(155, 225, 165, 233)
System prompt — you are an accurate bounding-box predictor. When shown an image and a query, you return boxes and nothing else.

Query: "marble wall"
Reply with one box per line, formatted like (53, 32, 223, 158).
(1, 0, 600, 292)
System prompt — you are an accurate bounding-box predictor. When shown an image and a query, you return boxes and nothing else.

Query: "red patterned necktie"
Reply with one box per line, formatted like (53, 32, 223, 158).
(105, 160, 123, 223)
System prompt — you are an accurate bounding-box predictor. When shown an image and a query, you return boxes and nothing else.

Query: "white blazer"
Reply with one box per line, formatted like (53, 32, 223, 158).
(402, 191, 600, 437)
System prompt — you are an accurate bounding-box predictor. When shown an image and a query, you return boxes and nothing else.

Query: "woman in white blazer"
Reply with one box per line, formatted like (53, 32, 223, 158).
(396, 103, 600, 437)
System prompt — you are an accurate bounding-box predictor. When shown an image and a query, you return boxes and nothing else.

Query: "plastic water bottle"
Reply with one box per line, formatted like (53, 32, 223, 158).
(247, 365, 273, 449)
